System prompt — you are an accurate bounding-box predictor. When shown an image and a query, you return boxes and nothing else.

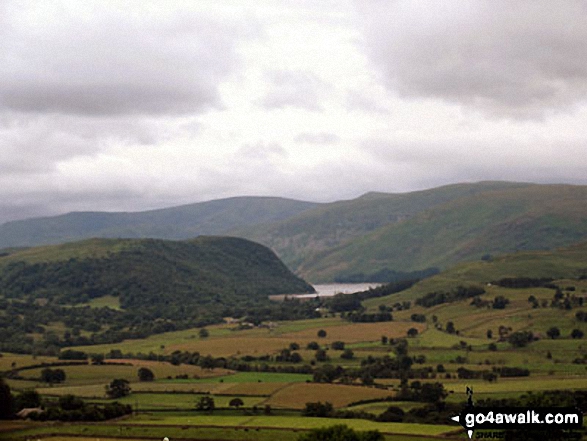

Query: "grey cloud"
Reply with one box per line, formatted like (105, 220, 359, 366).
(237, 142, 288, 161)
(294, 132, 340, 145)
(356, 1, 587, 119)
(0, 2, 242, 116)
(261, 70, 326, 110)
(362, 138, 587, 190)
(345, 90, 389, 114)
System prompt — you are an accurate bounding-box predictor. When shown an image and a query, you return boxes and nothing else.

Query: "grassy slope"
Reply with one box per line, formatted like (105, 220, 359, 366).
(0, 196, 319, 248)
(0, 236, 315, 308)
(234, 181, 532, 272)
(363, 240, 587, 310)
(302, 184, 587, 282)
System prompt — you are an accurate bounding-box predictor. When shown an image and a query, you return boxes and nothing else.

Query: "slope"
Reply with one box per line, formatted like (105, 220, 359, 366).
(233, 181, 533, 271)
(363, 240, 587, 310)
(0, 236, 315, 310)
(301, 184, 587, 282)
(0, 197, 319, 248)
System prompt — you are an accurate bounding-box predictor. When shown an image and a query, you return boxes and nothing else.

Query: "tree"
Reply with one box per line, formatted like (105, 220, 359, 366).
(138, 367, 155, 382)
(14, 389, 40, 411)
(331, 341, 345, 350)
(289, 342, 300, 350)
(571, 329, 584, 339)
(486, 329, 493, 339)
(90, 353, 105, 365)
(297, 424, 383, 441)
(446, 321, 456, 334)
(59, 394, 84, 411)
(407, 328, 419, 338)
(106, 379, 131, 399)
(229, 397, 244, 409)
(302, 401, 334, 417)
(0, 378, 14, 419)
(492, 295, 510, 309)
(41, 368, 66, 384)
(340, 349, 354, 360)
(380, 335, 388, 345)
(419, 382, 447, 403)
(307, 341, 320, 350)
(315, 349, 329, 362)
(507, 331, 534, 348)
(195, 396, 215, 412)
(317, 329, 327, 338)
(290, 352, 303, 363)
(546, 327, 560, 339)
(199, 328, 210, 338)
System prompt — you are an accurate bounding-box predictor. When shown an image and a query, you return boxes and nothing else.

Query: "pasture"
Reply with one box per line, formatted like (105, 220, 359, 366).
(2, 274, 586, 441)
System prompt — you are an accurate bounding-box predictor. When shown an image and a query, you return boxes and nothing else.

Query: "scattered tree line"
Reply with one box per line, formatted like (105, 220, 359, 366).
(415, 286, 485, 308)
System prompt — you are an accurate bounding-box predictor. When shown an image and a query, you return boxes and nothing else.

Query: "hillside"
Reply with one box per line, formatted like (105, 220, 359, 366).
(0, 237, 314, 309)
(1, 182, 586, 285)
(298, 184, 587, 282)
(232, 181, 533, 272)
(0, 197, 319, 248)
(363, 240, 587, 310)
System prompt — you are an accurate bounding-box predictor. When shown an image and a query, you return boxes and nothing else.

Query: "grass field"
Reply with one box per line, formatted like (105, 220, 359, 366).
(265, 382, 394, 409)
(3, 257, 587, 441)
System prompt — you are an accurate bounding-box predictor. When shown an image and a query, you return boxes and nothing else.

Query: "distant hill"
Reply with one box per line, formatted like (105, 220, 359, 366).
(363, 240, 587, 310)
(1, 182, 586, 284)
(0, 197, 319, 248)
(299, 184, 587, 282)
(232, 181, 533, 272)
(0, 236, 315, 310)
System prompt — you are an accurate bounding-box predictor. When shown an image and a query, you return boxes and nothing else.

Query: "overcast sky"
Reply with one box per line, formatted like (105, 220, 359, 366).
(1, 0, 587, 223)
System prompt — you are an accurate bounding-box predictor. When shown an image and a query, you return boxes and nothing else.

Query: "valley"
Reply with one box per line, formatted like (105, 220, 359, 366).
(0, 182, 586, 440)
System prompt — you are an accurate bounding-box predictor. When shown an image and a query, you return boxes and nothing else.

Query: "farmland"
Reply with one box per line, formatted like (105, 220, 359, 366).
(2, 245, 587, 440)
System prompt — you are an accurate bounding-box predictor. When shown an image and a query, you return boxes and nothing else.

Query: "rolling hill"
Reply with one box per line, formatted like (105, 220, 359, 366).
(363, 240, 587, 311)
(1, 181, 586, 284)
(231, 181, 534, 272)
(0, 236, 315, 309)
(298, 184, 587, 282)
(0, 197, 319, 248)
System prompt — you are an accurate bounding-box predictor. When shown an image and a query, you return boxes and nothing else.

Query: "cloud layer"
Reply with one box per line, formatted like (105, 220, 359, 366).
(358, 0, 587, 119)
(0, 1, 586, 223)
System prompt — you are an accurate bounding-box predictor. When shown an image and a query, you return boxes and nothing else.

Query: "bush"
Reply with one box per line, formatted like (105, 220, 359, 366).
(298, 425, 384, 441)
(138, 367, 155, 382)
(105, 379, 131, 398)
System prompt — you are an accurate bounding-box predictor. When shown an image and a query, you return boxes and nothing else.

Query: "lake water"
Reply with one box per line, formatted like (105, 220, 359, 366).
(270, 283, 381, 300)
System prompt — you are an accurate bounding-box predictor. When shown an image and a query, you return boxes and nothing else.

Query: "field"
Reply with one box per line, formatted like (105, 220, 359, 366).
(3, 259, 587, 440)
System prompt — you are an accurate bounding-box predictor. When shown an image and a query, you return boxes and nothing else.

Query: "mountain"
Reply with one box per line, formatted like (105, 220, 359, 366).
(231, 181, 534, 273)
(0, 236, 315, 309)
(298, 184, 587, 282)
(1, 182, 586, 285)
(0, 197, 319, 248)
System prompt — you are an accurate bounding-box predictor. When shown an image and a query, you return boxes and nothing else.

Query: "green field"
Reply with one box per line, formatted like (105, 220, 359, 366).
(3, 245, 587, 441)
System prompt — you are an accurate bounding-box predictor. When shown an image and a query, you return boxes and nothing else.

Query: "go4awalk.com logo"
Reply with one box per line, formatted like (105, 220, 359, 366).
(450, 388, 583, 439)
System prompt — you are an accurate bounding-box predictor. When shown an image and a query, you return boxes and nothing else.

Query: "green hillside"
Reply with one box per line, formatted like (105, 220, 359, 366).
(363, 240, 587, 310)
(0, 237, 318, 353)
(299, 184, 587, 282)
(233, 181, 532, 272)
(0, 197, 319, 248)
(0, 236, 314, 308)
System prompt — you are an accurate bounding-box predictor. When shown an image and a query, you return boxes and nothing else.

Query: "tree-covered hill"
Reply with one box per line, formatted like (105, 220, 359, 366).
(0, 236, 314, 309)
(0, 197, 319, 248)
(0, 237, 317, 354)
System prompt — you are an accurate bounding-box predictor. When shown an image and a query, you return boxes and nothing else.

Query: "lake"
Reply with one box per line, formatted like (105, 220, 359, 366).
(270, 283, 381, 300)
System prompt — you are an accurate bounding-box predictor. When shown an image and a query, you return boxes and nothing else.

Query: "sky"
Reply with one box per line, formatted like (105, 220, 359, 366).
(1, 0, 587, 223)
